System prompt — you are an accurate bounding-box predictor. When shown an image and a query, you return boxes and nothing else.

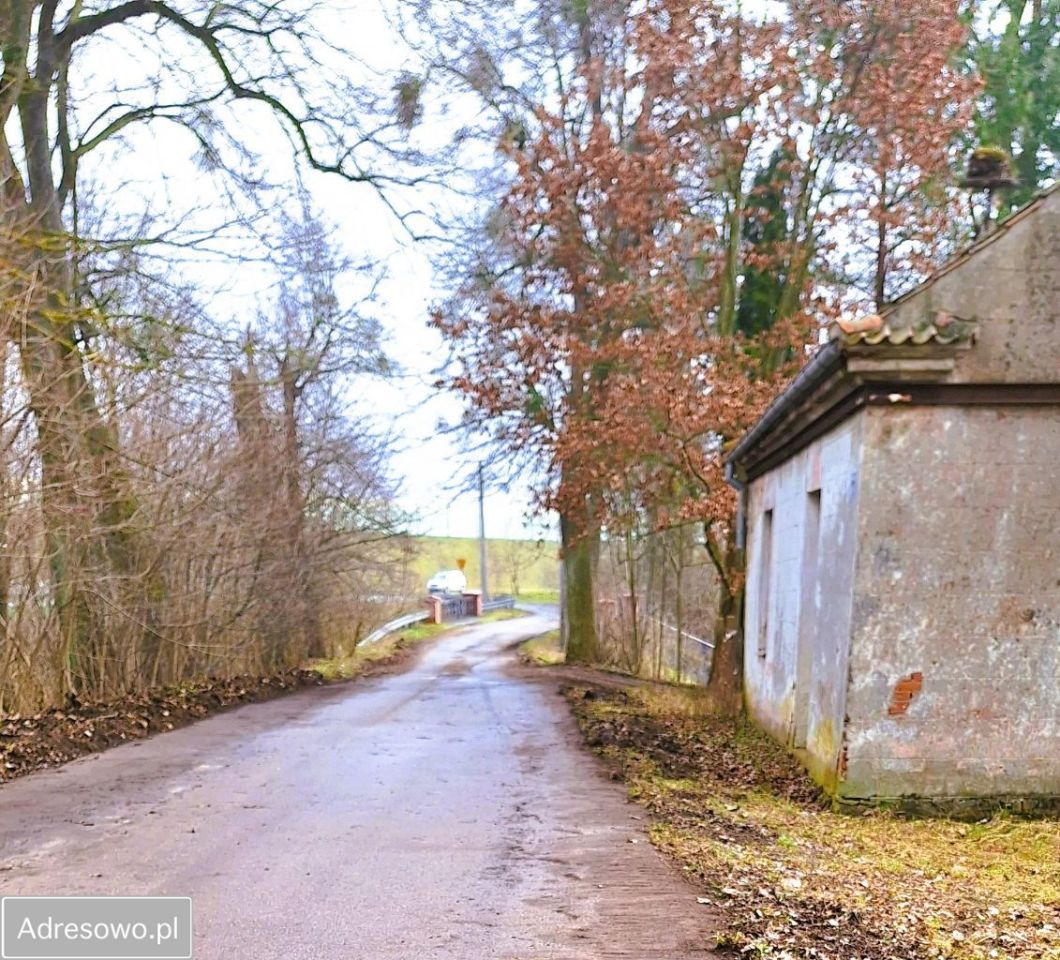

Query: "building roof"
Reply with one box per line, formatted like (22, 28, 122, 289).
(881, 181, 1059, 313)
(726, 183, 1060, 483)
(829, 312, 979, 347)
(725, 308, 982, 481)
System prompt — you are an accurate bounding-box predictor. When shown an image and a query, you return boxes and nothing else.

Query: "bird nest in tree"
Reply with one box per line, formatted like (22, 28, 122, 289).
(961, 147, 1018, 190)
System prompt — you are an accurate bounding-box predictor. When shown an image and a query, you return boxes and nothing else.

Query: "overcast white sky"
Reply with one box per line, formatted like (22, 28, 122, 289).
(71, 0, 553, 543)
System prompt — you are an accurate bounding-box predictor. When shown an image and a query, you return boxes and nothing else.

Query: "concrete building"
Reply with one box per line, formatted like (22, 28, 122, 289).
(725, 187, 1060, 813)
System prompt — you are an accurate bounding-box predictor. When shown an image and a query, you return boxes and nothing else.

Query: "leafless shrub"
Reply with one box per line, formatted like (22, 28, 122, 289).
(596, 524, 719, 685)
(0, 206, 412, 714)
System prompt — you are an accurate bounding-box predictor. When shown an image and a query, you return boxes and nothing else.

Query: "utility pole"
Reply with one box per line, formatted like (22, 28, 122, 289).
(478, 465, 489, 601)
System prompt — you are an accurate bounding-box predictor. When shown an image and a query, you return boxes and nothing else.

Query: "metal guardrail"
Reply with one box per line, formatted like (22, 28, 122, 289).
(359, 594, 515, 647)
(655, 618, 714, 650)
(483, 595, 516, 612)
(360, 610, 429, 646)
(646, 616, 715, 686)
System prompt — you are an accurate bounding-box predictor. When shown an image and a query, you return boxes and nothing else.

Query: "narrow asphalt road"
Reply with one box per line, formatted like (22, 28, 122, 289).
(0, 611, 714, 959)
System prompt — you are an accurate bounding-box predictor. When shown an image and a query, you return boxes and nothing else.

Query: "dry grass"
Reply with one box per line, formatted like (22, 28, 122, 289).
(566, 682, 1060, 960)
(305, 628, 432, 681)
(520, 629, 565, 665)
(482, 607, 532, 623)
(310, 607, 529, 680)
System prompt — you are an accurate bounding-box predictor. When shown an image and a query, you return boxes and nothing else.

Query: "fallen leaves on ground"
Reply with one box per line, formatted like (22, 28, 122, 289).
(565, 682, 1060, 960)
(0, 669, 326, 783)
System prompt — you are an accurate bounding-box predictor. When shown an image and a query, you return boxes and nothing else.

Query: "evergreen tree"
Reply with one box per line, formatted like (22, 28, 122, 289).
(737, 151, 791, 338)
(969, 0, 1060, 210)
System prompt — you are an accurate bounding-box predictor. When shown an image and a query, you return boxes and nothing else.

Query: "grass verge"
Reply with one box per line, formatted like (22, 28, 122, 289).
(516, 589, 561, 604)
(483, 607, 531, 623)
(306, 625, 442, 680)
(310, 607, 529, 681)
(564, 681, 1060, 960)
(520, 629, 564, 665)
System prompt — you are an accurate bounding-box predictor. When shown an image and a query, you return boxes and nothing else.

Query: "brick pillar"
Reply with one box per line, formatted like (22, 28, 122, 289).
(425, 596, 443, 625)
(464, 591, 484, 617)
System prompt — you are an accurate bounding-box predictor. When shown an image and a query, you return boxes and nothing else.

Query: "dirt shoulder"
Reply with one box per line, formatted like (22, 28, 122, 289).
(527, 664, 1059, 960)
(1, 611, 532, 786)
(0, 628, 438, 786)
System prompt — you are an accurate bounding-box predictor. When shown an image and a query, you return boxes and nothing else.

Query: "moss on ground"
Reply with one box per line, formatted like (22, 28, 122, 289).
(566, 682, 1060, 960)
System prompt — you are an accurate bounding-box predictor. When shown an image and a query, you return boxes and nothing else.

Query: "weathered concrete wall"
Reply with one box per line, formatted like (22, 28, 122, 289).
(841, 405, 1060, 802)
(743, 413, 864, 790)
(886, 187, 1060, 384)
(739, 188, 1059, 808)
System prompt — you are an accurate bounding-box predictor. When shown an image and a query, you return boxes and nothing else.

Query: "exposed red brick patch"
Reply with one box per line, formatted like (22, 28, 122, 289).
(888, 672, 923, 716)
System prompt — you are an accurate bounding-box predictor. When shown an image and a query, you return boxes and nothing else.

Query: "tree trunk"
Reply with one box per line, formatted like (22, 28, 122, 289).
(705, 580, 745, 714)
(673, 529, 685, 684)
(8, 87, 151, 694)
(230, 356, 286, 666)
(18, 277, 146, 696)
(704, 526, 746, 715)
(281, 358, 323, 660)
(623, 524, 639, 671)
(874, 173, 889, 310)
(718, 178, 745, 338)
(560, 504, 599, 664)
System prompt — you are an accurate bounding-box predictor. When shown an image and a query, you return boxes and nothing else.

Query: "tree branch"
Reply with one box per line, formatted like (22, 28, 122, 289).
(54, 1, 417, 187)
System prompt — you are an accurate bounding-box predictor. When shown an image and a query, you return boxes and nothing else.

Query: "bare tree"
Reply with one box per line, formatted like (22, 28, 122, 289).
(0, 1, 420, 700)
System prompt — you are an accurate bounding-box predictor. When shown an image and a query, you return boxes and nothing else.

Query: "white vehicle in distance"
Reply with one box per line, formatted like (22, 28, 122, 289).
(426, 569, 468, 595)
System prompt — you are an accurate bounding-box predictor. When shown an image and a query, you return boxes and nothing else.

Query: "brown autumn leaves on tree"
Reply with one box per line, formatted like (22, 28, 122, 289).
(0, 0, 985, 714)
(431, 0, 977, 695)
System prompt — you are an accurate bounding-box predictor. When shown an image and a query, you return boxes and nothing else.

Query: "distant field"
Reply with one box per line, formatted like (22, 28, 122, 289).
(410, 536, 560, 598)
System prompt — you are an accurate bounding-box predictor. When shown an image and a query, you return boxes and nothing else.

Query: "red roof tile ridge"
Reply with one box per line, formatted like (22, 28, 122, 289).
(829, 311, 978, 347)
